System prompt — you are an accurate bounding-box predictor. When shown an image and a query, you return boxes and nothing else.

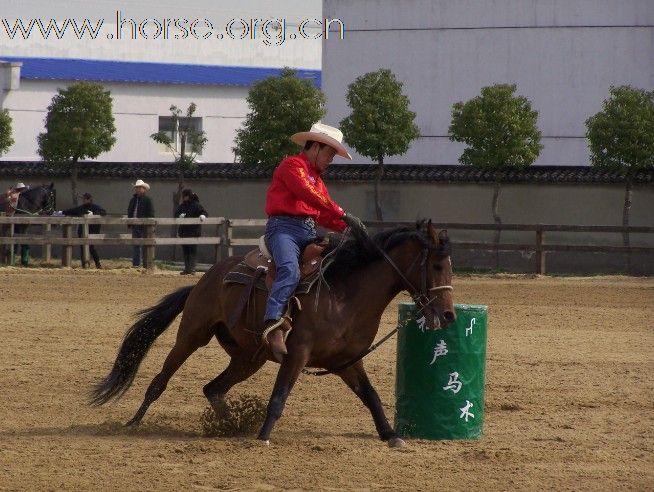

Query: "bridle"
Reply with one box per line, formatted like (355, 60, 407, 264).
(374, 240, 453, 321)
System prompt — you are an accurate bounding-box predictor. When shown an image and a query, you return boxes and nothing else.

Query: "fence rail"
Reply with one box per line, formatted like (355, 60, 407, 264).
(0, 216, 652, 273)
(0, 216, 227, 269)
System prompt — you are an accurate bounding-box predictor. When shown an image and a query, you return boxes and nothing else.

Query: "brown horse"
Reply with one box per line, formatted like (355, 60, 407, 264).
(90, 220, 455, 446)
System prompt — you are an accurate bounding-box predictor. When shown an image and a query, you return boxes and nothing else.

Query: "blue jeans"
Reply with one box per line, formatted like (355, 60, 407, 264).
(264, 216, 317, 321)
(132, 226, 144, 267)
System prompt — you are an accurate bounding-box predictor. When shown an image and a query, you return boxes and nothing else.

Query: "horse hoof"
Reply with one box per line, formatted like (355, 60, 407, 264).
(388, 437, 406, 448)
(257, 439, 270, 446)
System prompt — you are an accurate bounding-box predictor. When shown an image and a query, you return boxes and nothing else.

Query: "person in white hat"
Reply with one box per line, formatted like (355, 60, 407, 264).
(127, 179, 154, 267)
(261, 122, 366, 361)
(5, 182, 27, 205)
(3, 182, 29, 265)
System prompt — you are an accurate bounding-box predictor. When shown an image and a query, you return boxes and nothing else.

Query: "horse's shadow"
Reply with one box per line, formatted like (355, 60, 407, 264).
(1, 423, 385, 443)
(0, 421, 200, 440)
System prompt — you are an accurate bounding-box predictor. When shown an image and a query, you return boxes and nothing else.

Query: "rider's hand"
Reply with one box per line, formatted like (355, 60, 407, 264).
(342, 212, 367, 234)
(178, 213, 186, 218)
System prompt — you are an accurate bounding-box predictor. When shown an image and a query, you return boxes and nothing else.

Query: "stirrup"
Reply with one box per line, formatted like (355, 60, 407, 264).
(261, 316, 292, 344)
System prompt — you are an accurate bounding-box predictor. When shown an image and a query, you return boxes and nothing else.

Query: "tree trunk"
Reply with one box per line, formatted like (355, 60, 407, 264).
(492, 179, 502, 270)
(623, 176, 632, 273)
(374, 155, 384, 221)
(71, 160, 79, 205)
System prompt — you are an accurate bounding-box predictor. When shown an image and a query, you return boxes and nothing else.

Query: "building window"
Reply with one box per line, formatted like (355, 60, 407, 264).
(158, 116, 203, 155)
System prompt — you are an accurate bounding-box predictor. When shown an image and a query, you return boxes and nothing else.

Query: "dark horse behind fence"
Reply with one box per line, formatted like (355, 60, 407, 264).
(90, 220, 455, 446)
(1, 184, 56, 264)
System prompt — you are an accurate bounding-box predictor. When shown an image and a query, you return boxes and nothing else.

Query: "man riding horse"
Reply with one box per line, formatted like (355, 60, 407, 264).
(262, 123, 366, 361)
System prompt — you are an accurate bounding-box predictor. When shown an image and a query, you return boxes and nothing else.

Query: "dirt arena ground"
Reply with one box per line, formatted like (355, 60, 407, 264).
(0, 268, 651, 491)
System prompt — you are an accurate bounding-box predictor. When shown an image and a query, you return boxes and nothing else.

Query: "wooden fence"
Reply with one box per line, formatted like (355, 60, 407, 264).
(1, 216, 653, 273)
(0, 216, 227, 269)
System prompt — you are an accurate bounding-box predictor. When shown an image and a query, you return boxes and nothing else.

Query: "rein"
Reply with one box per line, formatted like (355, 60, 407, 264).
(302, 227, 453, 377)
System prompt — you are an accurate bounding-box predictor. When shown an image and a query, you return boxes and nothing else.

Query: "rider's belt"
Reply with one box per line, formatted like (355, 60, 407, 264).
(270, 215, 316, 229)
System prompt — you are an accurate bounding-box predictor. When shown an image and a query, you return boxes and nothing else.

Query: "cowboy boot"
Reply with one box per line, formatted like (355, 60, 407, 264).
(262, 318, 289, 362)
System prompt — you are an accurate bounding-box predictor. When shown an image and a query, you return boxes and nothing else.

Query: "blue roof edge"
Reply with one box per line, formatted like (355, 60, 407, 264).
(0, 56, 321, 87)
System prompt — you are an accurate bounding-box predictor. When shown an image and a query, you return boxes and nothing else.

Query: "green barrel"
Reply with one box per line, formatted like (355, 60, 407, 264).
(394, 302, 488, 439)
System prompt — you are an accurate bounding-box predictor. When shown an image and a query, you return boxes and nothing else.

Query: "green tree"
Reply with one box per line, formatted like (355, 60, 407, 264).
(340, 69, 420, 221)
(38, 82, 116, 205)
(234, 68, 325, 168)
(586, 85, 654, 269)
(449, 83, 542, 267)
(0, 109, 14, 156)
(151, 103, 207, 202)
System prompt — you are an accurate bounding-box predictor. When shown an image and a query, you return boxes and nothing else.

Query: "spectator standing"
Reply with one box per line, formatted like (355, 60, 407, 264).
(6, 182, 30, 266)
(59, 192, 106, 268)
(127, 179, 154, 267)
(175, 189, 208, 275)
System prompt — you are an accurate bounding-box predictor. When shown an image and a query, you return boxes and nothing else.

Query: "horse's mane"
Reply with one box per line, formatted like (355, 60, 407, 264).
(323, 220, 448, 281)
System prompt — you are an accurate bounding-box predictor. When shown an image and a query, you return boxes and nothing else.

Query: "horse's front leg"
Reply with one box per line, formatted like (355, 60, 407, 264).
(257, 347, 310, 443)
(337, 361, 406, 448)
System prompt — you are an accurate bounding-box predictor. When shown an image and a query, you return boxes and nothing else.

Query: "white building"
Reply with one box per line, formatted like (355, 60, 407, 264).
(323, 0, 653, 166)
(0, 0, 323, 162)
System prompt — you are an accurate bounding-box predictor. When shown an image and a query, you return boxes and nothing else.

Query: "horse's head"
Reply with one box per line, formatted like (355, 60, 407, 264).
(16, 183, 56, 215)
(407, 220, 456, 330)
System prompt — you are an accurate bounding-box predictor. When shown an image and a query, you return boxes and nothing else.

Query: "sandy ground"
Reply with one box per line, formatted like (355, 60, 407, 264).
(0, 268, 652, 491)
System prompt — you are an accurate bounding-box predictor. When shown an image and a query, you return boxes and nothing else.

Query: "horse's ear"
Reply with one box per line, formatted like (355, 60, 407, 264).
(427, 220, 438, 243)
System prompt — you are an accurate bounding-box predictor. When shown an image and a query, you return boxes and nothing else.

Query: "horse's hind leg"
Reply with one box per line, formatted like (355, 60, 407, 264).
(126, 335, 206, 427)
(337, 361, 405, 448)
(202, 355, 266, 411)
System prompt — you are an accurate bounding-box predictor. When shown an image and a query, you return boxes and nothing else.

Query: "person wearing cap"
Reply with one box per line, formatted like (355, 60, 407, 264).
(127, 179, 155, 267)
(262, 122, 367, 361)
(175, 189, 208, 275)
(59, 193, 106, 268)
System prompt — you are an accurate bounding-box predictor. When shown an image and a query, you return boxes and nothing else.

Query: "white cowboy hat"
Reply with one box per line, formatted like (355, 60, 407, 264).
(132, 179, 150, 191)
(14, 182, 27, 190)
(290, 122, 352, 160)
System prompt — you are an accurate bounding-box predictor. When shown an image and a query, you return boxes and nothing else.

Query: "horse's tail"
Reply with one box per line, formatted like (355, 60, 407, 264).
(89, 285, 194, 406)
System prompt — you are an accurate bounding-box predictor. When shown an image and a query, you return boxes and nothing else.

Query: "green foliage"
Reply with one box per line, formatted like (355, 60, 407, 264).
(340, 69, 420, 163)
(0, 109, 14, 156)
(150, 102, 207, 173)
(586, 85, 654, 171)
(233, 68, 325, 168)
(38, 81, 116, 166)
(449, 84, 542, 169)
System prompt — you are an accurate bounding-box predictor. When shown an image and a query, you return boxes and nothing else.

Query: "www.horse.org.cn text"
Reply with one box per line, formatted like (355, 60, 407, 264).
(1, 12, 346, 45)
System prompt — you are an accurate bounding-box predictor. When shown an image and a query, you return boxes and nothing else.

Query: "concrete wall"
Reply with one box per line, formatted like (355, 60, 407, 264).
(7, 175, 651, 273)
(322, 0, 654, 166)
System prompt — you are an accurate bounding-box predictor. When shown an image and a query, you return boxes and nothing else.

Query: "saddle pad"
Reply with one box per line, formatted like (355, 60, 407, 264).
(224, 258, 333, 295)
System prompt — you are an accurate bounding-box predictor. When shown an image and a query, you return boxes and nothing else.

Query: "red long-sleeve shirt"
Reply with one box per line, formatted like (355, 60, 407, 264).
(265, 153, 347, 232)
